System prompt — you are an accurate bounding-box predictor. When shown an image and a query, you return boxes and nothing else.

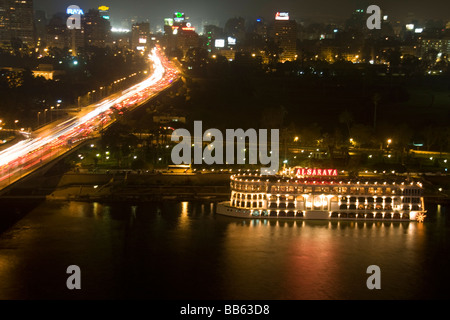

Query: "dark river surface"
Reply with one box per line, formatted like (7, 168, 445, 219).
(0, 200, 449, 300)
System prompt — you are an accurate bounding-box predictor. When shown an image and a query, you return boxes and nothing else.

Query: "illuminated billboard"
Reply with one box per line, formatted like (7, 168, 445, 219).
(227, 37, 236, 45)
(174, 12, 185, 23)
(164, 18, 174, 26)
(98, 5, 109, 20)
(215, 39, 225, 48)
(275, 12, 289, 20)
(139, 37, 147, 44)
(66, 6, 84, 15)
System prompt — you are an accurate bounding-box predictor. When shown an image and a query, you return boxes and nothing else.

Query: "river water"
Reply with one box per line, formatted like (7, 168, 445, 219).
(0, 200, 449, 300)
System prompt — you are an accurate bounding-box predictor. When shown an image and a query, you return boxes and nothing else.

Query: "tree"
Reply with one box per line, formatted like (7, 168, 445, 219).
(339, 109, 353, 137)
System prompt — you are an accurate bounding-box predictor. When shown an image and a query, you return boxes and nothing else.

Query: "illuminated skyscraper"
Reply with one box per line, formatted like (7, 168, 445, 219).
(0, 0, 9, 45)
(0, 0, 34, 48)
(83, 9, 111, 47)
(131, 22, 150, 51)
(273, 12, 297, 61)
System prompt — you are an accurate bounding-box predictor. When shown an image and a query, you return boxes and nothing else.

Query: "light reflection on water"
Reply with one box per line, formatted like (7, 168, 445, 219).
(0, 200, 448, 300)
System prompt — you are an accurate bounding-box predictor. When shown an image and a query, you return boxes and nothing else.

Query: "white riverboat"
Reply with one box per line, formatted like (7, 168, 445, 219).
(216, 167, 427, 222)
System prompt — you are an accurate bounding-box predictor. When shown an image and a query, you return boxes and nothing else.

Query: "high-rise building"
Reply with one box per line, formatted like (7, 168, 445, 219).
(224, 17, 245, 43)
(131, 22, 150, 51)
(204, 24, 223, 52)
(34, 10, 47, 49)
(273, 12, 297, 62)
(0, 0, 34, 48)
(177, 26, 199, 53)
(0, 0, 10, 46)
(83, 9, 111, 47)
(46, 13, 69, 49)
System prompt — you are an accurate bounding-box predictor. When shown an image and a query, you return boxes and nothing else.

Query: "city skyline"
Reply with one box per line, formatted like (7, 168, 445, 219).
(34, 0, 450, 28)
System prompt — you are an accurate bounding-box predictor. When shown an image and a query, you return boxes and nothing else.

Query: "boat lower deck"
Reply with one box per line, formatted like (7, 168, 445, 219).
(216, 202, 423, 222)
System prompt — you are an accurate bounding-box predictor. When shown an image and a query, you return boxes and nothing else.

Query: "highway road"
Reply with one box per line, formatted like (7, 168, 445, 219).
(0, 46, 180, 192)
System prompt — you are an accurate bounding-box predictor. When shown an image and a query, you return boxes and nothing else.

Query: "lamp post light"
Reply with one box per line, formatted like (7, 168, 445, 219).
(37, 112, 41, 126)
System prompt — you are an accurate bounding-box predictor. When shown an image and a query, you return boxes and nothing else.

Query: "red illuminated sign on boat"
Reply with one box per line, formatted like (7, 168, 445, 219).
(295, 168, 338, 176)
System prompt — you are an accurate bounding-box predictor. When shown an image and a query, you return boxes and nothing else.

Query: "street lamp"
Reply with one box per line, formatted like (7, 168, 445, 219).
(387, 139, 392, 148)
(37, 112, 41, 126)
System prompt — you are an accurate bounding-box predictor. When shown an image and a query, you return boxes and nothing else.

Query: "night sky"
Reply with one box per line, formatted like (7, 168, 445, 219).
(34, 0, 450, 28)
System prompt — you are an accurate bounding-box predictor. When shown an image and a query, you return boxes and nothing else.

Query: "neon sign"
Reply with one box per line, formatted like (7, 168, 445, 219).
(66, 6, 84, 15)
(215, 39, 225, 48)
(66, 5, 83, 30)
(295, 168, 338, 176)
(275, 12, 289, 20)
(174, 12, 185, 23)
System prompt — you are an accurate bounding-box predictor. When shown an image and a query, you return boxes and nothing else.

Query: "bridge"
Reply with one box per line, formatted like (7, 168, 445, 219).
(0, 46, 181, 195)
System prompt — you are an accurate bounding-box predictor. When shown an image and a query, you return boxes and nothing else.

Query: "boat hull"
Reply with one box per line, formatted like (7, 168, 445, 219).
(216, 201, 423, 221)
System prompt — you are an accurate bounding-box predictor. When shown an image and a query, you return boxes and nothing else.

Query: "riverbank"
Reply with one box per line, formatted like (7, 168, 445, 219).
(2, 169, 449, 204)
(43, 171, 450, 204)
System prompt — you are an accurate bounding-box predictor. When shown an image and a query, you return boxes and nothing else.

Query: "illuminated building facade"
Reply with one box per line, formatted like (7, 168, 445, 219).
(83, 9, 111, 47)
(0, 0, 34, 48)
(131, 22, 150, 51)
(273, 12, 297, 62)
(420, 38, 450, 59)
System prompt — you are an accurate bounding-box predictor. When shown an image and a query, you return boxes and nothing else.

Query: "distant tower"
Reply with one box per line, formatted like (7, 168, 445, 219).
(273, 12, 298, 62)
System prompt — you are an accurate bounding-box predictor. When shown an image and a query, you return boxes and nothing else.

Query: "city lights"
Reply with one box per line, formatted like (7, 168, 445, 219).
(0, 0, 448, 303)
